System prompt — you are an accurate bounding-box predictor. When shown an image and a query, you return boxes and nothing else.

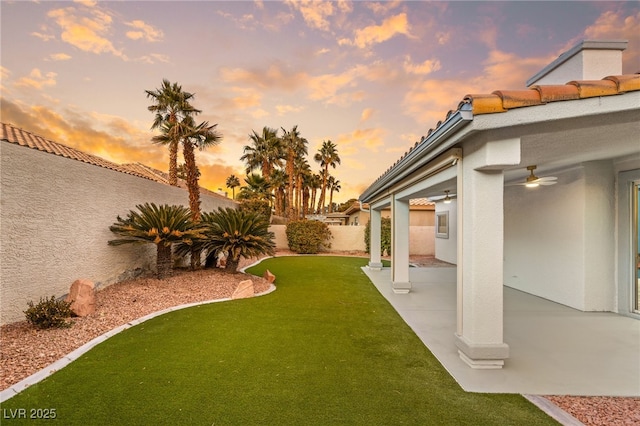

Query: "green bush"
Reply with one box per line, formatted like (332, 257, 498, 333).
(286, 220, 332, 254)
(239, 199, 272, 223)
(364, 217, 392, 255)
(24, 296, 74, 329)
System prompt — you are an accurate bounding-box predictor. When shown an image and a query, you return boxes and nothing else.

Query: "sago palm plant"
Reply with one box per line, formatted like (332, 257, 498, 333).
(108, 203, 206, 279)
(178, 208, 275, 273)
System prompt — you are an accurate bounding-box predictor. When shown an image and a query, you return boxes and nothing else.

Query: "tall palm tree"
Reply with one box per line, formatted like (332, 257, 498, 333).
(240, 127, 283, 183)
(314, 140, 341, 214)
(152, 117, 222, 222)
(327, 176, 341, 213)
(226, 175, 240, 199)
(294, 156, 311, 218)
(308, 173, 322, 214)
(146, 79, 200, 186)
(269, 168, 288, 217)
(281, 126, 308, 220)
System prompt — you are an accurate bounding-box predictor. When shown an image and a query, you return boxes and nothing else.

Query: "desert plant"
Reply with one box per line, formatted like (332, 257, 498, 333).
(178, 207, 275, 273)
(364, 217, 392, 255)
(239, 198, 272, 223)
(25, 296, 74, 329)
(286, 220, 332, 254)
(108, 203, 207, 279)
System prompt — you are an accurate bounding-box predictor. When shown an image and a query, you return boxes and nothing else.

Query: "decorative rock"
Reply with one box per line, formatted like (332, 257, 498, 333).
(65, 279, 96, 316)
(263, 269, 276, 283)
(232, 280, 254, 299)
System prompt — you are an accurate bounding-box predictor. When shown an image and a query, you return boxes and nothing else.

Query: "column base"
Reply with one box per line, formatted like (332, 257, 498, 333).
(392, 281, 411, 294)
(455, 334, 509, 369)
(367, 262, 383, 271)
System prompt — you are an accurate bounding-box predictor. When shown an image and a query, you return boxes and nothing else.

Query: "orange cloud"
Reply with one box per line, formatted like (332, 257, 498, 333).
(48, 6, 126, 59)
(360, 108, 374, 123)
(340, 13, 414, 49)
(219, 62, 308, 91)
(403, 55, 441, 75)
(285, 0, 335, 31)
(125, 20, 164, 42)
(48, 53, 72, 61)
(583, 10, 640, 74)
(15, 68, 57, 90)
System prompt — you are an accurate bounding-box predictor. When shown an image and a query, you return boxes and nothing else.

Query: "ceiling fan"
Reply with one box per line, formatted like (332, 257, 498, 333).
(508, 165, 557, 188)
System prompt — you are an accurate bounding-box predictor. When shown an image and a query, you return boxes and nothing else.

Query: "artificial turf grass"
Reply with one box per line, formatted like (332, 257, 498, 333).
(1, 256, 558, 425)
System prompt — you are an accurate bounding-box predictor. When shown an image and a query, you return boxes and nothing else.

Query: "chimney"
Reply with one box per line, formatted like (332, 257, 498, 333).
(526, 40, 628, 87)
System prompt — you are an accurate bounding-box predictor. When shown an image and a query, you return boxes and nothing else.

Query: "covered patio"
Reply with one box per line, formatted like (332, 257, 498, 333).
(364, 265, 640, 396)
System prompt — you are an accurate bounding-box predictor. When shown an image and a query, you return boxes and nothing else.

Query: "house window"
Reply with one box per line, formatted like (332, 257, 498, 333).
(436, 211, 449, 239)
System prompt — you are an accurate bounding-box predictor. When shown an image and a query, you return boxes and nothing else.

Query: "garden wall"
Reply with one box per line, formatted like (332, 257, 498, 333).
(269, 225, 435, 255)
(0, 141, 237, 325)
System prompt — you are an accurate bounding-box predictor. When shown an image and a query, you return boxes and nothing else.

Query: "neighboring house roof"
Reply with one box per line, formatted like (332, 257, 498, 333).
(361, 73, 640, 202)
(343, 198, 434, 216)
(1, 122, 231, 200)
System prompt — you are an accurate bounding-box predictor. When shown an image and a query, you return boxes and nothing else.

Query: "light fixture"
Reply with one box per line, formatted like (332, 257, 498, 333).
(443, 190, 452, 203)
(525, 166, 540, 188)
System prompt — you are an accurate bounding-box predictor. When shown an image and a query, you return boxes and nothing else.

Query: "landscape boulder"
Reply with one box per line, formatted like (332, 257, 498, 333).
(263, 269, 276, 283)
(65, 279, 96, 316)
(232, 279, 254, 299)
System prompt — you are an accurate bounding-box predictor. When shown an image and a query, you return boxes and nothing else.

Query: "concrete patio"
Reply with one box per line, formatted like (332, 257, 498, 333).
(363, 266, 640, 396)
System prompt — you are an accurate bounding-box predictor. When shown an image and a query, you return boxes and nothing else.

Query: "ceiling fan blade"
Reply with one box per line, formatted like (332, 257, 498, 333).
(535, 176, 557, 182)
(539, 181, 557, 186)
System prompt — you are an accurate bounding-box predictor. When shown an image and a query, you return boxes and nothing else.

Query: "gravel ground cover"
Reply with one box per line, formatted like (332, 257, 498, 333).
(1, 253, 637, 425)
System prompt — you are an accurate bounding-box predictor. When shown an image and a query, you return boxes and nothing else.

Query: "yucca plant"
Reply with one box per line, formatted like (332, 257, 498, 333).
(108, 203, 207, 279)
(177, 207, 275, 273)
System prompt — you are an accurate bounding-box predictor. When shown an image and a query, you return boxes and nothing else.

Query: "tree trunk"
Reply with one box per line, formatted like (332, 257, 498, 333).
(329, 188, 334, 213)
(225, 256, 240, 273)
(156, 243, 173, 279)
(286, 152, 295, 220)
(183, 141, 201, 221)
(169, 140, 179, 186)
(318, 165, 328, 213)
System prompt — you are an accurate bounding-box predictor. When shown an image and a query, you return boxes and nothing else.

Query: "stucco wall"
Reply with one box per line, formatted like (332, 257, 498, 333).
(270, 224, 434, 255)
(0, 142, 237, 325)
(434, 200, 457, 264)
(503, 162, 617, 311)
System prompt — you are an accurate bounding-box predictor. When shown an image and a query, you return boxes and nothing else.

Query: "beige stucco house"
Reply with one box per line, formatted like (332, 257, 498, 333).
(360, 40, 640, 369)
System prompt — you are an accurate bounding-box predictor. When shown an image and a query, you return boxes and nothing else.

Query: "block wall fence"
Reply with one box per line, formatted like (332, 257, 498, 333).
(0, 142, 237, 325)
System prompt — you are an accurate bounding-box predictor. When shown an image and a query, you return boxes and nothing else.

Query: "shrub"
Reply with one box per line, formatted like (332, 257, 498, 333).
(286, 220, 332, 254)
(24, 296, 74, 329)
(239, 199, 272, 223)
(364, 217, 392, 255)
(177, 207, 275, 273)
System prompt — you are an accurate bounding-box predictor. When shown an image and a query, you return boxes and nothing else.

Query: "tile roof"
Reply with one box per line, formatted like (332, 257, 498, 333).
(369, 73, 640, 191)
(1, 122, 231, 200)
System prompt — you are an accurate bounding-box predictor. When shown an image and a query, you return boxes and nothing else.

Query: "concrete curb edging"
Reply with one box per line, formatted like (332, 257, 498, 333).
(523, 395, 585, 426)
(0, 273, 276, 403)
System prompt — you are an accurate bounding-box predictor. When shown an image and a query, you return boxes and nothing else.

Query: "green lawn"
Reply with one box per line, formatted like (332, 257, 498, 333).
(1, 256, 557, 425)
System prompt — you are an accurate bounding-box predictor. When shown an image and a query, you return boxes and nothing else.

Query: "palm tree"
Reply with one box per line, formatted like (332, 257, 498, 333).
(240, 127, 283, 182)
(314, 140, 341, 214)
(108, 203, 206, 279)
(238, 173, 272, 201)
(281, 126, 308, 220)
(152, 117, 222, 222)
(146, 79, 200, 186)
(294, 156, 311, 218)
(269, 168, 288, 217)
(226, 175, 240, 199)
(308, 173, 322, 214)
(327, 176, 341, 213)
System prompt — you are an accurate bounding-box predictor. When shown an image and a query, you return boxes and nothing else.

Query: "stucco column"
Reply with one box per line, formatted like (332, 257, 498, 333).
(368, 208, 383, 270)
(455, 138, 519, 369)
(391, 196, 411, 293)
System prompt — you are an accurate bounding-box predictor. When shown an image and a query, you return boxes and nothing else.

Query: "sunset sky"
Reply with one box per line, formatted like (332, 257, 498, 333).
(2, 1, 639, 203)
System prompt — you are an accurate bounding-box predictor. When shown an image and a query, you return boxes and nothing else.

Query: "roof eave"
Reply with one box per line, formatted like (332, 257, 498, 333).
(359, 108, 472, 203)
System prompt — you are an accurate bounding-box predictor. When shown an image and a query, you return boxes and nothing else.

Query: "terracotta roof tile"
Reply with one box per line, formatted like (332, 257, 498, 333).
(568, 79, 619, 97)
(366, 73, 640, 191)
(492, 89, 543, 109)
(605, 75, 640, 92)
(531, 84, 580, 102)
